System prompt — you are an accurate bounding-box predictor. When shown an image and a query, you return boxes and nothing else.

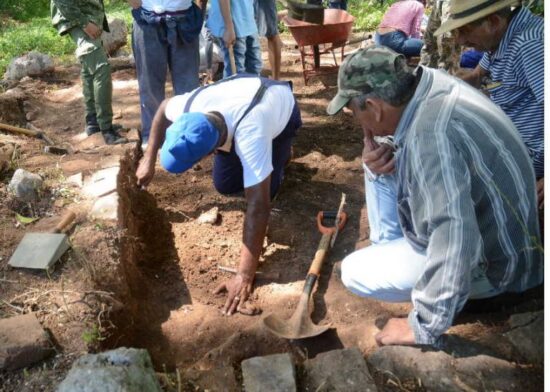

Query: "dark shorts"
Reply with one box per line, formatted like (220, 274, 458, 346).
(254, 0, 279, 38)
(213, 102, 302, 199)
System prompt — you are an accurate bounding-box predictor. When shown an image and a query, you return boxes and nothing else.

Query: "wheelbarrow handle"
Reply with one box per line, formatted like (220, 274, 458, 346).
(316, 210, 347, 235)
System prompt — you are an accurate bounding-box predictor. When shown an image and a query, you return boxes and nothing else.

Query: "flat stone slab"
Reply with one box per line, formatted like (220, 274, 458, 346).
(504, 311, 543, 364)
(303, 348, 376, 392)
(89, 193, 119, 220)
(0, 313, 53, 370)
(368, 345, 534, 391)
(183, 366, 239, 391)
(241, 353, 296, 392)
(83, 166, 120, 198)
(57, 347, 162, 392)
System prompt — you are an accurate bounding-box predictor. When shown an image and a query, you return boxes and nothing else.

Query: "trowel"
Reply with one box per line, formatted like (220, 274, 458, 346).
(8, 211, 76, 271)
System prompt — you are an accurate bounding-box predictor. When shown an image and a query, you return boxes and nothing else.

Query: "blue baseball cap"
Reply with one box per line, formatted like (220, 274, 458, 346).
(160, 112, 220, 174)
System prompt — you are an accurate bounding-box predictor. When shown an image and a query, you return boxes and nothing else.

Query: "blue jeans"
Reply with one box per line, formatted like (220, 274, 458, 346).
(132, 14, 200, 142)
(374, 30, 423, 57)
(340, 171, 503, 302)
(219, 35, 262, 78)
(328, 0, 347, 10)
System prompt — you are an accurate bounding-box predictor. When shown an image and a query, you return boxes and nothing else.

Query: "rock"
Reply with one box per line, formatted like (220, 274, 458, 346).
(302, 348, 376, 392)
(89, 193, 119, 220)
(8, 168, 43, 202)
(101, 19, 128, 55)
(504, 311, 543, 364)
(83, 166, 120, 199)
(57, 347, 162, 392)
(241, 353, 296, 392)
(0, 143, 15, 175)
(4, 51, 54, 81)
(368, 345, 534, 391)
(197, 207, 219, 225)
(0, 313, 53, 370)
(183, 366, 239, 391)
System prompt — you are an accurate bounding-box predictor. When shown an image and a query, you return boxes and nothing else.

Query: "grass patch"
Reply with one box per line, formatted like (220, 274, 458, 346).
(0, 1, 132, 77)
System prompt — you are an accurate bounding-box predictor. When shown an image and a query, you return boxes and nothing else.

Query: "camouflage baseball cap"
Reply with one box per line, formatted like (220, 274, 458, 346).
(327, 45, 412, 115)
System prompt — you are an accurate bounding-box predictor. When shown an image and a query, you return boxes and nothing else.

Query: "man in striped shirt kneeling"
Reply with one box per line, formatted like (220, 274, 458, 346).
(327, 46, 543, 347)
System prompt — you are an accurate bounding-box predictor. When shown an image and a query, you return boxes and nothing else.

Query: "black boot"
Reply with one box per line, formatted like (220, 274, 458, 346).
(102, 127, 128, 145)
(85, 113, 100, 136)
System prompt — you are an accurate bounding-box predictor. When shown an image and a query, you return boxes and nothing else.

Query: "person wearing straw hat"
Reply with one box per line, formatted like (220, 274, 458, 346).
(327, 46, 542, 346)
(136, 74, 301, 316)
(434, 0, 544, 210)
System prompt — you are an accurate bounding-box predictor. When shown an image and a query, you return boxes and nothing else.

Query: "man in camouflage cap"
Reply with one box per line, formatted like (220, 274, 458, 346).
(51, 0, 127, 144)
(328, 46, 542, 347)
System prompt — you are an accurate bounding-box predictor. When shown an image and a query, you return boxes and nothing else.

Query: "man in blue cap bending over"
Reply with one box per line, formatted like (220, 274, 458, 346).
(136, 75, 302, 315)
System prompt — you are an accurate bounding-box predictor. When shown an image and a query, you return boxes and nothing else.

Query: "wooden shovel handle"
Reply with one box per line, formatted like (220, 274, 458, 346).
(52, 211, 76, 233)
(228, 44, 237, 75)
(307, 232, 332, 276)
(0, 122, 40, 138)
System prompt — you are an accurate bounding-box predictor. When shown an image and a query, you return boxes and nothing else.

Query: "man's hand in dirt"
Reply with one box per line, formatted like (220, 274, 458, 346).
(363, 137, 395, 175)
(536, 177, 544, 210)
(128, 0, 142, 9)
(214, 273, 253, 316)
(375, 317, 415, 346)
(136, 156, 156, 188)
(83, 22, 102, 40)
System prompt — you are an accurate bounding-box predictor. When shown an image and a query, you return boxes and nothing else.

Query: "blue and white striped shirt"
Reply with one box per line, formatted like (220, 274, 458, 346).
(478, 7, 544, 178)
(394, 67, 543, 345)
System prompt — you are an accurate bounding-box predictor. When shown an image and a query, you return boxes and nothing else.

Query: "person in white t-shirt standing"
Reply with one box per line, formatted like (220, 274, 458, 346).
(136, 75, 302, 315)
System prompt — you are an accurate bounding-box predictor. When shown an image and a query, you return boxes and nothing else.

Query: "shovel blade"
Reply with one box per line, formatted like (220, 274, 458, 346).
(262, 312, 331, 340)
(8, 233, 69, 270)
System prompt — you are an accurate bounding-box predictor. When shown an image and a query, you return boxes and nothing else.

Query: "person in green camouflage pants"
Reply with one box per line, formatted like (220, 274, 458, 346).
(419, 0, 461, 74)
(51, 0, 127, 144)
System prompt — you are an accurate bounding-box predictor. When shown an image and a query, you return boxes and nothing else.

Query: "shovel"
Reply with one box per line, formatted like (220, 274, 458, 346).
(262, 208, 347, 339)
(8, 211, 76, 271)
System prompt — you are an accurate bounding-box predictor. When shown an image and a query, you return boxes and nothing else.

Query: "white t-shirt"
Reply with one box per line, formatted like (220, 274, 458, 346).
(141, 0, 192, 13)
(165, 78, 295, 188)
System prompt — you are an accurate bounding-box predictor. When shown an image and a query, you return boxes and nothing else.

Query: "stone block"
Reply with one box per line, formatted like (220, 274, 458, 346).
(57, 347, 162, 392)
(4, 52, 54, 81)
(241, 353, 296, 392)
(89, 193, 119, 220)
(504, 311, 543, 364)
(83, 166, 120, 198)
(302, 348, 376, 392)
(101, 19, 128, 55)
(0, 313, 53, 370)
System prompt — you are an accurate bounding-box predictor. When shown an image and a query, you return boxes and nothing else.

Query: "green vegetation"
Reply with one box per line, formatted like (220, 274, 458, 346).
(0, 0, 131, 76)
(349, 0, 395, 31)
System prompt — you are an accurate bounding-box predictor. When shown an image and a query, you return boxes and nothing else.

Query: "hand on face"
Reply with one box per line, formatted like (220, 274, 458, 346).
(363, 138, 395, 175)
(375, 317, 416, 346)
(214, 273, 254, 316)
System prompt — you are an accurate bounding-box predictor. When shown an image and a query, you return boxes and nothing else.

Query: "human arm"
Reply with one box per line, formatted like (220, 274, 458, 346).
(136, 99, 172, 188)
(458, 64, 488, 89)
(127, 0, 142, 9)
(219, 0, 236, 46)
(410, 3, 424, 39)
(214, 176, 272, 315)
(403, 130, 481, 346)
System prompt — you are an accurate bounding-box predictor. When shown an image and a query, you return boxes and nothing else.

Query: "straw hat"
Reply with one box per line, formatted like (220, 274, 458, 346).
(434, 0, 520, 36)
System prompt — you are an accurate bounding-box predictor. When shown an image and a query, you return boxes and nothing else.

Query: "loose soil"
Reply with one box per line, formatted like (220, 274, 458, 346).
(0, 34, 543, 391)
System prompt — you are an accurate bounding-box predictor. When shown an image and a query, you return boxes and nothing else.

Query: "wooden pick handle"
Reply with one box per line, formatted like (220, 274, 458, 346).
(228, 44, 237, 75)
(52, 211, 77, 233)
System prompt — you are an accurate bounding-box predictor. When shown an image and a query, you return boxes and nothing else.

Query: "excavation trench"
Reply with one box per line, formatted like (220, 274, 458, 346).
(102, 146, 382, 372)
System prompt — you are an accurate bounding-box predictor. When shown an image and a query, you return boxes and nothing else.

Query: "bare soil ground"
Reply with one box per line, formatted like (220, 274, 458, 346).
(0, 34, 543, 391)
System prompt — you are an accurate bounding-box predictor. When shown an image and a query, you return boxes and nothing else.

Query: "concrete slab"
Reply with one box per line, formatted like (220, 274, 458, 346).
(241, 353, 296, 392)
(89, 193, 119, 220)
(0, 313, 53, 370)
(8, 232, 69, 270)
(83, 166, 119, 198)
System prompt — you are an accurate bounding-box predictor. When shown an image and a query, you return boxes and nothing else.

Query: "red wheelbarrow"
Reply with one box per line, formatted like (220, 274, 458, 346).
(284, 9, 354, 85)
